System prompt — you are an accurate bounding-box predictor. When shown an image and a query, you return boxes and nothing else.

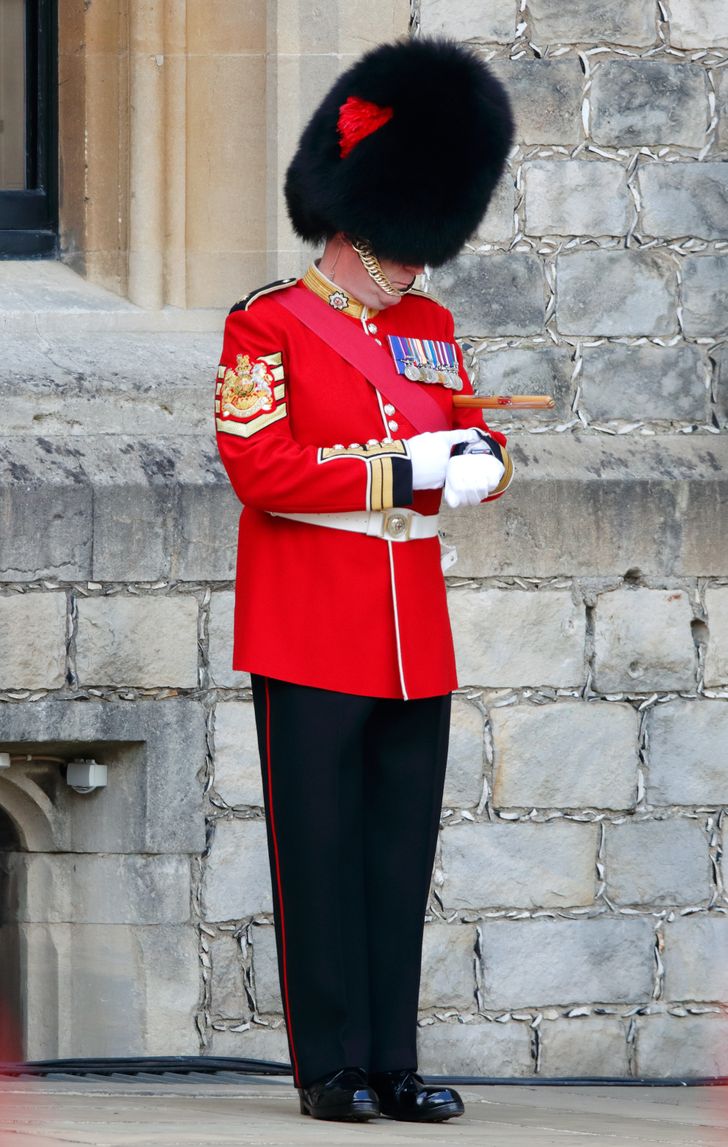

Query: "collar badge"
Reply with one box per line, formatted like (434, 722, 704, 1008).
(327, 289, 350, 311)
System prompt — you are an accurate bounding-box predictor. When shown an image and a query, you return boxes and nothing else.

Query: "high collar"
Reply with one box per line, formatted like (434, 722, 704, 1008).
(302, 262, 379, 322)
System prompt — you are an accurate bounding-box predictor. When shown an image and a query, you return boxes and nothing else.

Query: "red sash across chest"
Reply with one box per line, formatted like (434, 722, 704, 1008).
(271, 287, 450, 434)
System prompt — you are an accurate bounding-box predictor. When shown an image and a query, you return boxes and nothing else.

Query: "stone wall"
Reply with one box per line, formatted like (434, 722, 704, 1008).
(1, 563, 727, 1071)
(0, 0, 727, 1076)
(417, 0, 728, 1077)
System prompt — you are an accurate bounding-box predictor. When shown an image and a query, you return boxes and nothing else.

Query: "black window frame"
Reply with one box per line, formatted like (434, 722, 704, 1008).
(0, 0, 57, 257)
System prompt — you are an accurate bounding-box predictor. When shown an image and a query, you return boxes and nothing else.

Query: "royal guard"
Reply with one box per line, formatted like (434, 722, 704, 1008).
(215, 37, 514, 1122)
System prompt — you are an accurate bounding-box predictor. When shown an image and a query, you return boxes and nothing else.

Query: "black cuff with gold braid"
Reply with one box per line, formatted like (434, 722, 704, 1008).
(317, 439, 413, 511)
(391, 456, 414, 508)
(487, 447, 513, 497)
(451, 430, 513, 498)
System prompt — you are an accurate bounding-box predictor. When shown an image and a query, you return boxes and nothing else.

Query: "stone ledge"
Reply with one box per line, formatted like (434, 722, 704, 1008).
(0, 434, 725, 580)
(1, 333, 220, 436)
(0, 262, 225, 334)
(445, 434, 728, 578)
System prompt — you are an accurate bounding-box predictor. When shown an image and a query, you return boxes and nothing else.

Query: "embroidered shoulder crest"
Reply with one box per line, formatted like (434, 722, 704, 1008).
(215, 351, 287, 438)
(228, 278, 297, 315)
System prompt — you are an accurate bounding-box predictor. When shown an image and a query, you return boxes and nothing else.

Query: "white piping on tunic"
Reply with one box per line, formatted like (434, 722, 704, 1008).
(386, 538, 408, 700)
(363, 308, 410, 701)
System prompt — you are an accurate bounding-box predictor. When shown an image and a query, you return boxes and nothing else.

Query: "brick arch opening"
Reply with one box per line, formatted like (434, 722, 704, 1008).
(0, 805, 24, 1060)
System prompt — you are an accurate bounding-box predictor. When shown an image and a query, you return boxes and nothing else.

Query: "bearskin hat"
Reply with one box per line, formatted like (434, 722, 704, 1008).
(284, 37, 514, 268)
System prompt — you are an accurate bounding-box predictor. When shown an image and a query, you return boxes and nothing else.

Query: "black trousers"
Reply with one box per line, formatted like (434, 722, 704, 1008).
(251, 675, 451, 1088)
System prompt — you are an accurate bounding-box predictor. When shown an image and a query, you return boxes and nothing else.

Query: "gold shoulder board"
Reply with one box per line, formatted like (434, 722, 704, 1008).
(229, 278, 297, 315)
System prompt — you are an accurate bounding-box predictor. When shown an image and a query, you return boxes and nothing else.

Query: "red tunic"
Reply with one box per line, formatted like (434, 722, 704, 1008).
(215, 277, 511, 699)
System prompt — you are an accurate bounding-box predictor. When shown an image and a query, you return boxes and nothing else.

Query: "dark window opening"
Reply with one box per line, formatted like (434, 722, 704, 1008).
(0, 0, 57, 257)
(0, 805, 23, 1060)
(0, 807, 21, 850)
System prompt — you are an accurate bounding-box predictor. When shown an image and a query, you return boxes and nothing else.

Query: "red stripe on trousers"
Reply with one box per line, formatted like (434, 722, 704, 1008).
(264, 677, 301, 1086)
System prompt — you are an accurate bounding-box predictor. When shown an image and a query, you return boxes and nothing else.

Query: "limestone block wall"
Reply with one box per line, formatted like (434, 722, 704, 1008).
(1, 517, 727, 1072)
(416, 0, 727, 1077)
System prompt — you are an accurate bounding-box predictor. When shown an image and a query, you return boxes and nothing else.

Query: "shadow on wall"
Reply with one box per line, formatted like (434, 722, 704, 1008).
(0, 807, 23, 1060)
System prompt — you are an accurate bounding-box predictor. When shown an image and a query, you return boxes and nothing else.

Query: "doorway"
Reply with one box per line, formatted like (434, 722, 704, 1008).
(0, 0, 57, 256)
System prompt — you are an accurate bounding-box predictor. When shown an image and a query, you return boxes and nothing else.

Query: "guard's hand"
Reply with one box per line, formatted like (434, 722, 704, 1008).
(444, 453, 505, 507)
(408, 429, 481, 490)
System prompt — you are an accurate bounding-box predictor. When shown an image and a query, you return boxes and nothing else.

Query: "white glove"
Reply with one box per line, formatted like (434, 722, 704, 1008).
(444, 453, 505, 507)
(407, 429, 481, 490)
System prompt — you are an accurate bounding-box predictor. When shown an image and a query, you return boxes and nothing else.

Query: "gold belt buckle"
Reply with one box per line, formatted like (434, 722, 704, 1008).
(383, 509, 411, 540)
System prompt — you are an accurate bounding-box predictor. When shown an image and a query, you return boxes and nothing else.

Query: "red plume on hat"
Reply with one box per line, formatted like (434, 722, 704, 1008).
(337, 96, 394, 159)
(284, 37, 514, 267)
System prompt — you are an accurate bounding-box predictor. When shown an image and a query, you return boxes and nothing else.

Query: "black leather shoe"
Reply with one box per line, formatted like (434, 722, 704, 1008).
(298, 1067, 380, 1121)
(369, 1069, 464, 1122)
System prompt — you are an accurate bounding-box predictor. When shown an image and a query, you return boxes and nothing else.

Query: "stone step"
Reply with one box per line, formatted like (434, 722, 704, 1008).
(0, 433, 725, 581)
(1, 334, 222, 435)
(0, 261, 225, 334)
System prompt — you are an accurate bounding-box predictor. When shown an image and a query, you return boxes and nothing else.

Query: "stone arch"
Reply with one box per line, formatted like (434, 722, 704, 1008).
(0, 778, 58, 1061)
(0, 701, 204, 1059)
(0, 776, 56, 853)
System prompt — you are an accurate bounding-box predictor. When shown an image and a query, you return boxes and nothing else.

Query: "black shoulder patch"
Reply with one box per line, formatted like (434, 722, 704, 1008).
(228, 278, 297, 315)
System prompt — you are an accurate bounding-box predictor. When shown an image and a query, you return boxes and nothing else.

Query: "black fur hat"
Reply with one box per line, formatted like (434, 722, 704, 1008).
(284, 37, 514, 267)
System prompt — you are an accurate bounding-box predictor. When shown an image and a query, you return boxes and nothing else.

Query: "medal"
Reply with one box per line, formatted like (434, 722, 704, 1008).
(387, 334, 461, 388)
(414, 338, 434, 384)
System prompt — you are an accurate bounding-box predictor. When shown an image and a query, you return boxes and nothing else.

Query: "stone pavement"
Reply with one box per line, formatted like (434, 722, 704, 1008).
(1, 1075, 727, 1146)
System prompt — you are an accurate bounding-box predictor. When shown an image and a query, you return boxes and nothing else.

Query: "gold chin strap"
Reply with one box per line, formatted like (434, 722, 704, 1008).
(350, 238, 415, 297)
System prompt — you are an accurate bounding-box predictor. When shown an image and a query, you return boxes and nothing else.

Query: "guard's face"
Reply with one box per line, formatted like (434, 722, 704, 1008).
(363, 256, 426, 310)
(323, 235, 425, 310)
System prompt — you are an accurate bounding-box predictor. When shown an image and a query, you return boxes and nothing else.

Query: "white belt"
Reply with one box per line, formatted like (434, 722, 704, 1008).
(269, 508, 440, 542)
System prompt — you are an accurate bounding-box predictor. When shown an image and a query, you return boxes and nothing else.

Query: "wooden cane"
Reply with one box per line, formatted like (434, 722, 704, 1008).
(452, 394, 555, 410)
